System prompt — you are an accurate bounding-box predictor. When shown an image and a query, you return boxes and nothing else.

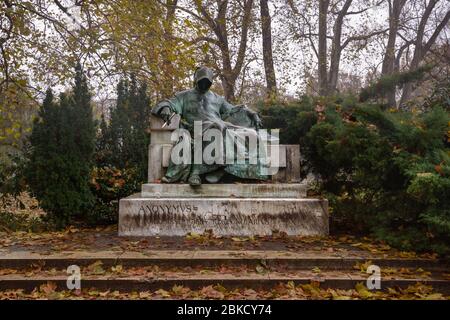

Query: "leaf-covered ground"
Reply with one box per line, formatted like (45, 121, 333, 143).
(0, 225, 448, 300)
(0, 258, 445, 280)
(0, 225, 440, 260)
(0, 281, 447, 300)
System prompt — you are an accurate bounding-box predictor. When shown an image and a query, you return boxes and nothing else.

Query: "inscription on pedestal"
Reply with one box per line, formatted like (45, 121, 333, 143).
(119, 195, 329, 236)
(138, 204, 199, 216)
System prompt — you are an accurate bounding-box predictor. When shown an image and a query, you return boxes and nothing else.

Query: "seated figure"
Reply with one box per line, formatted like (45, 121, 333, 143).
(152, 66, 275, 186)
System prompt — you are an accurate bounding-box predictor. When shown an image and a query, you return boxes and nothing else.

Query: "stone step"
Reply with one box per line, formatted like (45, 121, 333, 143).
(1, 273, 449, 293)
(0, 250, 445, 271)
(141, 183, 307, 198)
(2, 251, 448, 294)
(119, 195, 328, 236)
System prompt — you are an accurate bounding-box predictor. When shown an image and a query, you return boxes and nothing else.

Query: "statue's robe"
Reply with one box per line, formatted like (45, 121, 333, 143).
(152, 88, 274, 183)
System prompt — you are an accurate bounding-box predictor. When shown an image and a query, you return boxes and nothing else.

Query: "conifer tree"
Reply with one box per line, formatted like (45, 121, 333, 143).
(108, 79, 130, 169)
(66, 63, 96, 215)
(127, 76, 151, 180)
(26, 64, 96, 227)
(95, 114, 112, 168)
(96, 76, 150, 181)
(72, 63, 96, 165)
(91, 76, 150, 224)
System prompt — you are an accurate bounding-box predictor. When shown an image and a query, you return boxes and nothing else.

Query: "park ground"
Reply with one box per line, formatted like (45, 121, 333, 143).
(0, 225, 449, 300)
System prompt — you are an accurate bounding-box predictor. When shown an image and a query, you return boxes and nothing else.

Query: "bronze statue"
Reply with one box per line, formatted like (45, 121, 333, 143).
(152, 66, 273, 186)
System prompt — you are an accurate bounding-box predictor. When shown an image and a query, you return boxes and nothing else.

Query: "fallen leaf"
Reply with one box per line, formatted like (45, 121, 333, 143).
(255, 264, 267, 274)
(231, 237, 248, 242)
(111, 265, 123, 273)
(312, 267, 321, 274)
(355, 282, 373, 299)
(155, 289, 171, 298)
(40, 282, 57, 295)
(86, 260, 106, 275)
(186, 232, 201, 240)
(139, 291, 152, 298)
(424, 293, 443, 300)
(201, 285, 225, 299)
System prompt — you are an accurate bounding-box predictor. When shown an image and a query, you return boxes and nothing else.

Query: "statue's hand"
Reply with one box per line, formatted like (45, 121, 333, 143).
(158, 106, 172, 122)
(253, 115, 263, 129)
(246, 109, 262, 129)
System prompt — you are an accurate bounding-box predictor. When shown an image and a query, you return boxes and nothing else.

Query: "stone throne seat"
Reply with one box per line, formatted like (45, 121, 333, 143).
(118, 115, 329, 236)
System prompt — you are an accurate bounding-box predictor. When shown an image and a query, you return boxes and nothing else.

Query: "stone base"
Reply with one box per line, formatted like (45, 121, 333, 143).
(118, 193, 328, 237)
(142, 183, 306, 198)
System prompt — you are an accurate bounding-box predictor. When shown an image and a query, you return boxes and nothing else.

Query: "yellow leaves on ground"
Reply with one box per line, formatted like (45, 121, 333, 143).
(154, 289, 171, 298)
(0, 281, 447, 300)
(331, 292, 353, 300)
(353, 260, 373, 272)
(355, 282, 373, 299)
(312, 267, 322, 274)
(353, 261, 432, 279)
(111, 265, 123, 274)
(231, 237, 249, 242)
(172, 284, 190, 296)
(66, 226, 80, 234)
(86, 261, 105, 275)
(398, 251, 418, 258)
(255, 264, 268, 274)
(384, 267, 431, 279)
(423, 293, 444, 300)
(0, 269, 18, 276)
(350, 242, 392, 254)
(185, 232, 202, 240)
(300, 282, 322, 298)
(185, 230, 218, 242)
(39, 282, 57, 295)
(138, 291, 152, 299)
(0, 225, 438, 262)
(200, 285, 225, 299)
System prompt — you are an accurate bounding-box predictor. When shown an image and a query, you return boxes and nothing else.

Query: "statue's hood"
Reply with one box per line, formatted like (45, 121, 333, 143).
(194, 66, 214, 85)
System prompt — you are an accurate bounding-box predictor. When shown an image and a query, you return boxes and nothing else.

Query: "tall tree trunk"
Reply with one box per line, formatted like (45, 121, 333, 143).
(195, 0, 254, 102)
(260, 0, 277, 98)
(318, 0, 330, 96)
(219, 68, 236, 102)
(161, 0, 178, 97)
(381, 0, 406, 107)
(399, 0, 450, 106)
(382, 0, 406, 75)
(327, 0, 352, 94)
(215, 0, 237, 102)
(216, 20, 236, 101)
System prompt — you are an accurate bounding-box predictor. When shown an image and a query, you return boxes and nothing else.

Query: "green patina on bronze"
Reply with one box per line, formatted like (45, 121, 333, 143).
(152, 66, 271, 185)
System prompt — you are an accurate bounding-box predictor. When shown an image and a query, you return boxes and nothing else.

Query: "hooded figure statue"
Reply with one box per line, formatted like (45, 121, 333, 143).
(152, 66, 274, 186)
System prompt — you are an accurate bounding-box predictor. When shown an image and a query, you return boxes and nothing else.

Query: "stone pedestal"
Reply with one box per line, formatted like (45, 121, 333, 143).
(118, 184, 328, 237)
